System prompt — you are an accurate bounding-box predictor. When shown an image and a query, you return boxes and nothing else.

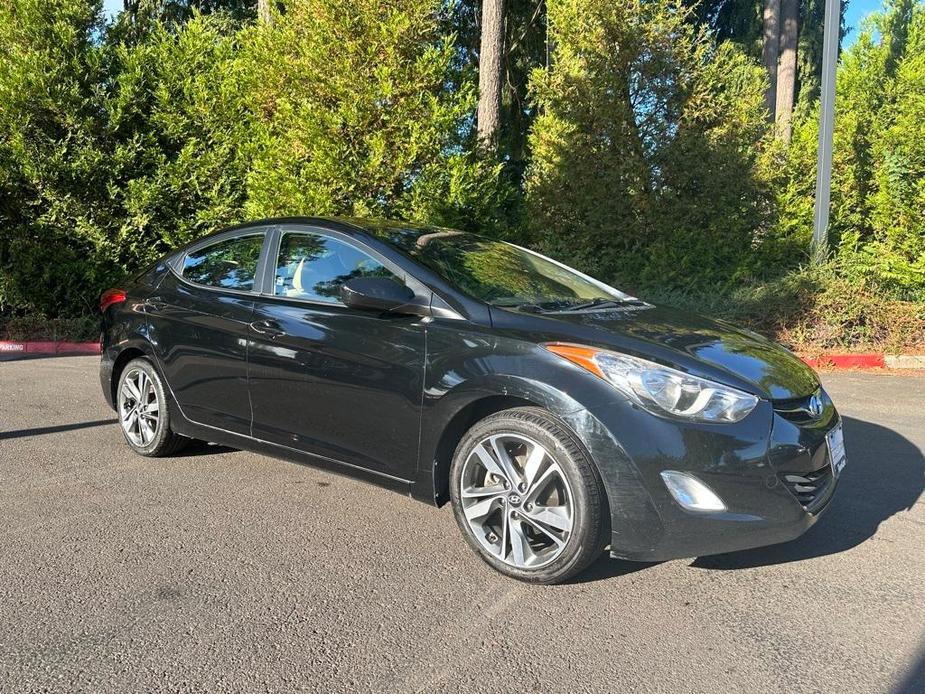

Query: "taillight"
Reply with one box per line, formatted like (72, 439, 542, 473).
(100, 288, 127, 313)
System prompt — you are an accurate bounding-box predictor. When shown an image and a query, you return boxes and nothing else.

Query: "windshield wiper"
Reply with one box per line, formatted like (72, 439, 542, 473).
(552, 298, 642, 312)
(493, 299, 571, 313)
(495, 298, 643, 313)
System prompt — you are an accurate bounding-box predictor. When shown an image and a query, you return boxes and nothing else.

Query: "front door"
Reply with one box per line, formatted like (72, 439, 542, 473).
(247, 227, 427, 481)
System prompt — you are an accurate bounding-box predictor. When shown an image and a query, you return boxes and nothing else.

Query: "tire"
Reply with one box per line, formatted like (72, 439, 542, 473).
(449, 407, 607, 584)
(116, 357, 188, 457)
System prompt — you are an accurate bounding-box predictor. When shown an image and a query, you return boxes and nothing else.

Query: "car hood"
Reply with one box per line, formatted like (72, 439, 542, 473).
(495, 303, 819, 401)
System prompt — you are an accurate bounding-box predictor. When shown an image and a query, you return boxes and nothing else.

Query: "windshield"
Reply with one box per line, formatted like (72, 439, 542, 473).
(374, 226, 631, 308)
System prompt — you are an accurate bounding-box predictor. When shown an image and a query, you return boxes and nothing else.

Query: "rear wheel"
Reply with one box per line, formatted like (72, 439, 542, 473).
(449, 407, 606, 584)
(116, 358, 188, 457)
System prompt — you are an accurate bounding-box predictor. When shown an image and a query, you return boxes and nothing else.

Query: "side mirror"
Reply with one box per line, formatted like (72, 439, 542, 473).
(340, 276, 416, 312)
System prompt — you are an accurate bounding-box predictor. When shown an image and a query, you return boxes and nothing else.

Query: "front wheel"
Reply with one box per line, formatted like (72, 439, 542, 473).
(449, 407, 607, 584)
(116, 357, 188, 457)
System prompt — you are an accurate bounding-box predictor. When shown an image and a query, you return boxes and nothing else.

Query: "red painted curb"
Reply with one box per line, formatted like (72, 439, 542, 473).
(55, 341, 102, 355)
(0, 341, 101, 356)
(27, 341, 58, 354)
(800, 353, 885, 369)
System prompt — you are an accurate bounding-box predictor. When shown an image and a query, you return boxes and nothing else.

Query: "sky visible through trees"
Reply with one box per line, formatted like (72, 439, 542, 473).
(845, 0, 886, 44)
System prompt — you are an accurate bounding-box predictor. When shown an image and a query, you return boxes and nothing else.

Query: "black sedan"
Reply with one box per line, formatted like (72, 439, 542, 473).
(99, 217, 844, 583)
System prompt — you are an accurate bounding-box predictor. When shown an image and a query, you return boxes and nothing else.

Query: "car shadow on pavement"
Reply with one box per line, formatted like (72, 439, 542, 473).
(691, 415, 924, 570)
(895, 639, 925, 694)
(0, 418, 117, 441)
(567, 556, 662, 585)
(180, 439, 238, 457)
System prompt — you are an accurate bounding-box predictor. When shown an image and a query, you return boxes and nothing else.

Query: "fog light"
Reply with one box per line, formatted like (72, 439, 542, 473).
(660, 471, 726, 512)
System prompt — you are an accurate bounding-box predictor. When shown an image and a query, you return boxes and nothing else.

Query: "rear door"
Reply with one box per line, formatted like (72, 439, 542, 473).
(149, 230, 269, 434)
(247, 225, 427, 481)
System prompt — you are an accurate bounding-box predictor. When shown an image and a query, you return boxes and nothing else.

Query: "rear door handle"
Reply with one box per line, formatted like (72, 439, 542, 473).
(249, 320, 286, 338)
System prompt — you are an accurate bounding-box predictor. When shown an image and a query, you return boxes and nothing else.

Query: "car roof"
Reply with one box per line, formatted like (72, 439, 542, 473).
(214, 216, 442, 245)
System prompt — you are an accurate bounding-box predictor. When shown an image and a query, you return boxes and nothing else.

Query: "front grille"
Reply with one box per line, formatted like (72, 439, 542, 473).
(774, 389, 825, 425)
(780, 465, 834, 513)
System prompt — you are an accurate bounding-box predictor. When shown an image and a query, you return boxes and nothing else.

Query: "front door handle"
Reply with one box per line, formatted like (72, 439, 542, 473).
(144, 296, 168, 312)
(249, 320, 286, 338)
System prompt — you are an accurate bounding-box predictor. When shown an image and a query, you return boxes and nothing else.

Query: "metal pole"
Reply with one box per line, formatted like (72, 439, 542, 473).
(812, 0, 841, 261)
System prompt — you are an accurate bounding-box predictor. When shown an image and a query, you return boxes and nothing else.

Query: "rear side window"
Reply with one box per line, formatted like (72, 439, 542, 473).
(182, 235, 264, 291)
(274, 232, 398, 303)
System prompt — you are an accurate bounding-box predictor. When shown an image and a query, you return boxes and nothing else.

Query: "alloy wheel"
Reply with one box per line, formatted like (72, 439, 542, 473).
(459, 433, 574, 569)
(119, 367, 160, 447)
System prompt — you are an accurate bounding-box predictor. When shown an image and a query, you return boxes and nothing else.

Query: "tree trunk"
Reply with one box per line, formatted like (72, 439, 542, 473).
(477, 0, 506, 148)
(775, 0, 799, 143)
(258, 0, 273, 25)
(762, 0, 781, 122)
(123, 0, 138, 23)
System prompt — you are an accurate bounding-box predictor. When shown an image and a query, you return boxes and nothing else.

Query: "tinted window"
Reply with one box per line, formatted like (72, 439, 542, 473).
(274, 233, 397, 303)
(182, 235, 263, 291)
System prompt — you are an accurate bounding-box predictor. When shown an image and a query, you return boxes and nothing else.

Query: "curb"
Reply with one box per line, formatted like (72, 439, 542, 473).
(883, 354, 925, 369)
(800, 354, 925, 370)
(0, 341, 100, 356)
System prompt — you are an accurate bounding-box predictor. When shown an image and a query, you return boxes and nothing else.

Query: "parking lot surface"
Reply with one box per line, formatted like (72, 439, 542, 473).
(1, 357, 923, 693)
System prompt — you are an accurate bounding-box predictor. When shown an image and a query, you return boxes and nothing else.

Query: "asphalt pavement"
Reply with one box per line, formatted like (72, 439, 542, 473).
(1, 357, 923, 693)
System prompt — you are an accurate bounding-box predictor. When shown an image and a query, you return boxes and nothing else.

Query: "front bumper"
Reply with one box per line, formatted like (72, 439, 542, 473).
(562, 391, 840, 562)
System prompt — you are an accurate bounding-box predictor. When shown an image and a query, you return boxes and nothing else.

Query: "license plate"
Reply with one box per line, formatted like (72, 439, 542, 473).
(827, 423, 846, 477)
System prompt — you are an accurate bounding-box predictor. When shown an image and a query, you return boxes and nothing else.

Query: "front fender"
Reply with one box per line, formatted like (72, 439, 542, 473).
(411, 367, 662, 552)
(411, 321, 656, 519)
(412, 371, 584, 504)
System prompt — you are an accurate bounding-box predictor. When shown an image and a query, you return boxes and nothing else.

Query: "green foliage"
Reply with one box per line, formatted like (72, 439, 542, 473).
(681, 0, 848, 117)
(239, 0, 508, 231)
(0, 0, 116, 316)
(0, 0, 507, 320)
(643, 265, 925, 354)
(0, 314, 99, 342)
(525, 0, 774, 291)
(109, 0, 256, 44)
(108, 14, 252, 258)
(0, 0, 922, 354)
(773, 0, 925, 301)
(683, 0, 763, 55)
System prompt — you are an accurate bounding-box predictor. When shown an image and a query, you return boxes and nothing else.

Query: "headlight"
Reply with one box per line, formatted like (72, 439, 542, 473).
(544, 343, 759, 423)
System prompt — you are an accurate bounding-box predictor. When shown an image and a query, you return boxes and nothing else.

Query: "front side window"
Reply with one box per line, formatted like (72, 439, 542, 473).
(182, 235, 264, 291)
(274, 233, 398, 303)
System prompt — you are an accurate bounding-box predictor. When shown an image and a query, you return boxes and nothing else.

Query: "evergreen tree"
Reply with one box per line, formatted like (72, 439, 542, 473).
(237, 0, 509, 230)
(107, 14, 252, 257)
(776, 0, 799, 141)
(451, 0, 547, 179)
(526, 0, 772, 291)
(683, 0, 847, 127)
(476, 0, 506, 147)
(1, 0, 923, 320)
(0, 0, 118, 315)
(777, 0, 925, 298)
